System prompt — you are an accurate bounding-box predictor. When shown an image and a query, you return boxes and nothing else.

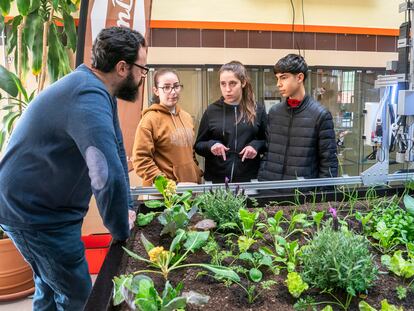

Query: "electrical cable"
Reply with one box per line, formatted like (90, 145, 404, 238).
(289, 0, 302, 56)
(301, 0, 306, 59)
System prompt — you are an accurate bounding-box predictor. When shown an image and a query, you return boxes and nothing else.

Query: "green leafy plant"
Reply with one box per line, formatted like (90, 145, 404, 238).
(286, 211, 312, 238)
(260, 235, 301, 273)
(0, 66, 35, 148)
(293, 296, 337, 311)
(0, 1, 79, 150)
(237, 208, 262, 252)
(293, 296, 317, 311)
(403, 194, 414, 217)
(1, 1, 78, 83)
(223, 208, 263, 253)
(202, 236, 234, 266)
(338, 185, 359, 217)
(396, 285, 407, 300)
(286, 272, 309, 298)
(381, 250, 414, 279)
(259, 209, 284, 236)
(381, 250, 414, 300)
(238, 251, 274, 282)
(311, 211, 325, 232)
(364, 186, 379, 209)
(196, 186, 246, 229)
(355, 211, 373, 232)
(137, 176, 197, 236)
(113, 274, 209, 310)
(371, 220, 400, 254)
(366, 198, 414, 253)
(300, 226, 378, 310)
(123, 229, 239, 282)
(256, 210, 294, 272)
(358, 299, 404, 311)
(222, 265, 277, 304)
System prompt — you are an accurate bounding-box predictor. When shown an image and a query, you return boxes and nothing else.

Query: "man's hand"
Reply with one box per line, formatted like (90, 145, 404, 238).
(211, 143, 229, 161)
(239, 146, 257, 162)
(128, 210, 136, 230)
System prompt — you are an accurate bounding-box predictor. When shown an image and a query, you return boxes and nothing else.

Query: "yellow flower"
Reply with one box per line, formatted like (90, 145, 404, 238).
(159, 250, 171, 261)
(164, 179, 177, 197)
(148, 246, 165, 262)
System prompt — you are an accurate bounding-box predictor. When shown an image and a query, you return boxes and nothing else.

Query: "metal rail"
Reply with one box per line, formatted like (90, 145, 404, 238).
(130, 172, 414, 196)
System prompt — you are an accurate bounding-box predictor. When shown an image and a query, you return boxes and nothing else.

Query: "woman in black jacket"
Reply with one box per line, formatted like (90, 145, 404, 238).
(195, 61, 267, 183)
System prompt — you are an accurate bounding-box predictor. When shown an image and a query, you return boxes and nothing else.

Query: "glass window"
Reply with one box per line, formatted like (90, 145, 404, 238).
(145, 66, 399, 177)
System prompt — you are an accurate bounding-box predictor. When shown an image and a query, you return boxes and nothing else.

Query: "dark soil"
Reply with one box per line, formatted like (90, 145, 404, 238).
(118, 202, 414, 311)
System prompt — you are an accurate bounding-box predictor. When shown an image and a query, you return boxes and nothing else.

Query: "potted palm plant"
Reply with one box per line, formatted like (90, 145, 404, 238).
(0, 227, 35, 301)
(0, 0, 79, 149)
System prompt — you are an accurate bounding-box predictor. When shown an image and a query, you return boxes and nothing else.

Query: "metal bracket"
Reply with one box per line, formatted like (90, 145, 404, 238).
(400, 1, 414, 13)
(361, 161, 389, 186)
(375, 74, 407, 88)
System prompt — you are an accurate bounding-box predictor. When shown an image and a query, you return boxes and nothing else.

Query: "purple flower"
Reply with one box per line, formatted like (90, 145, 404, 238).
(328, 207, 337, 217)
(328, 207, 339, 231)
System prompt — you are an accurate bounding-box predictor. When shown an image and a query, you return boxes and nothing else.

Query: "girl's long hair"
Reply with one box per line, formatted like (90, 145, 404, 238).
(219, 61, 256, 125)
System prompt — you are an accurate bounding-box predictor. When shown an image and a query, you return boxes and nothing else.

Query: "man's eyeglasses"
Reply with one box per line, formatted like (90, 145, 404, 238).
(157, 84, 183, 93)
(132, 63, 150, 75)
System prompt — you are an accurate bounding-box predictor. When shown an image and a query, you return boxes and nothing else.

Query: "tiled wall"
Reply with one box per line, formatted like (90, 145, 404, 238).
(150, 28, 397, 53)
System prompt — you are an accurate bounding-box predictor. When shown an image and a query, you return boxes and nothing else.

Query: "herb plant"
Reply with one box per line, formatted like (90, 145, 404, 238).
(300, 226, 378, 310)
(196, 186, 247, 229)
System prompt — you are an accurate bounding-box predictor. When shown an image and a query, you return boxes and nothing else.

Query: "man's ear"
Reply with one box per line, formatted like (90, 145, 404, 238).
(115, 60, 129, 78)
(296, 72, 305, 84)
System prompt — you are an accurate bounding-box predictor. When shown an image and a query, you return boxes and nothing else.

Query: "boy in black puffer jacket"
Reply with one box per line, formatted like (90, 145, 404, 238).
(258, 54, 338, 190)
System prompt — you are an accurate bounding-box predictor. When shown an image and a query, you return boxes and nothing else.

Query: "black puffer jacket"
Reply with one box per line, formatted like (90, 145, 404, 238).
(195, 98, 267, 183)
(258, 95, 338, 182)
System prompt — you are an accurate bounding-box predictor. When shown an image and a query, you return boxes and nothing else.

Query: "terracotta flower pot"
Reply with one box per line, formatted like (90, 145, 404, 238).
(0, 237, 35, 301)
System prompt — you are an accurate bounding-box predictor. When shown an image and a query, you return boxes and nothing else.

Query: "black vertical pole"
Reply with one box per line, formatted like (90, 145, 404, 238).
(75, 0, 89, 67)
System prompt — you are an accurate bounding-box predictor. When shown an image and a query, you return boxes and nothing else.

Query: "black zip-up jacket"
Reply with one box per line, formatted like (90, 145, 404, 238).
(195, 98, 267, 183)
(258, 95, 338, 183)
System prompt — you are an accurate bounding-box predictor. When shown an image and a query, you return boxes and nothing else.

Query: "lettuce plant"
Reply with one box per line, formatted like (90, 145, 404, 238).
(113, 274, 209, 310)
(286, 272, 309, 298)
(137, 176, 197, 236)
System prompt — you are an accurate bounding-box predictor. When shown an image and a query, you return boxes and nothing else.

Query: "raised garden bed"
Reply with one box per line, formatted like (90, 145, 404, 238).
(85, 182, 414, 311)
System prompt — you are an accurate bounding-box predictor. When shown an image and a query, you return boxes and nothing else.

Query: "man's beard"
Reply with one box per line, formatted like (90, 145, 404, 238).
(115, 72, 143, 102)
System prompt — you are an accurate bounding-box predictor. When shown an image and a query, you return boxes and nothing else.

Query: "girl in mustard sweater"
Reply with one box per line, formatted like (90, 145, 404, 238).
(132, 69, 202, 186)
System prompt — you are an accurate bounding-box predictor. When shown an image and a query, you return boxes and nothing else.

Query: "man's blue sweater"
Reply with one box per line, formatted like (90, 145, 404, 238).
(0, 64, 133, 240)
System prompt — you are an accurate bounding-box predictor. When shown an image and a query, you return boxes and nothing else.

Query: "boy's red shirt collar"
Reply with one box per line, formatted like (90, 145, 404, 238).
(287, 98, 301, 108)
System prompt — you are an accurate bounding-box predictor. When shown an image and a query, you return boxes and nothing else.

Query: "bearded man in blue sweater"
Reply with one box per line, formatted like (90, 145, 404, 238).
(0, 26, 148, 310)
